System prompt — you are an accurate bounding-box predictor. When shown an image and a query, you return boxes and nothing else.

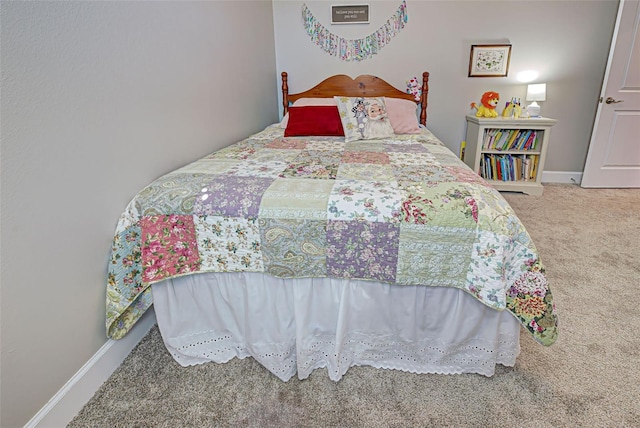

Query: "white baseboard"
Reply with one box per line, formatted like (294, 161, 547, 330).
(541, 170, 583, 185)
(25, 309, 157, 428)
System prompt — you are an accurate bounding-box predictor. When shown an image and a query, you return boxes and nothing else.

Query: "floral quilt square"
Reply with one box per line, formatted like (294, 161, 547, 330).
(506, 258, 556, 342)
(246, 148, 300, 163)
(383, 143, 430, 154)
(171, 158, 240, 175)
(326, 220, 400, 283)
(194, 215, 263, 272)
(108, 225, 142, 296)
(137, 174, 214, 216)
(396, 223, 475, 287)
(265, 138, 308, 150)
(194, 175, 274, 218)
(279, 150, 342, 180)
(305, 139, 345, 151)
(225, 160, 287, 178)
(328, 179, 403, 222)
(399, 183, 479, 227)
(388, 151, 437, 166)
(341, 151, 390, 165)
(464, 229, 512, 308)
(212, 140, 265, 160)
(259, 218, 326, 277)
(344, 141, 386, 152)
(140, 215, 200, 284)
(444, 165, 490, 187)
(248, 125, 287, 140)
(336, 163, 396, 182)
(259, 178, 334, 221)
(393, 165, 457, 188)
(422, 144, 459, 164)
(226, 149, 298, 178)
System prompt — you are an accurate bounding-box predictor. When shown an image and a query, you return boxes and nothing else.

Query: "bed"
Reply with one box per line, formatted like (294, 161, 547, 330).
(106, 72, 558, 381)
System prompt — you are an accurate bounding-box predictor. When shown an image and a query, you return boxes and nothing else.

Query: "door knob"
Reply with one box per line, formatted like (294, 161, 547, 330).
(605, 97, 623, 104)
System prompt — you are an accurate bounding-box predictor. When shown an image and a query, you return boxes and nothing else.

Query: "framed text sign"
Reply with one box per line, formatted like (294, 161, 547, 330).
(331, 4, 370, 24)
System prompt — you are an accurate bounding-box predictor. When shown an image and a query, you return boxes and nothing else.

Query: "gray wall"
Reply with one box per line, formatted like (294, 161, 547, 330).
(274, 0, 619, 173)
(0, 2, 277, 427)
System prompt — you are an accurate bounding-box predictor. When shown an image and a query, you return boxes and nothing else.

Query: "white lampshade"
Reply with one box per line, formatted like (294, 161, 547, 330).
(526, 83, 546, 117)
(526, 83, 547, 102)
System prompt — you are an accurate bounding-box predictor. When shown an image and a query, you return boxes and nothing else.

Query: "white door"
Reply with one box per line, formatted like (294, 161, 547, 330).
(581, 0, 640, 188)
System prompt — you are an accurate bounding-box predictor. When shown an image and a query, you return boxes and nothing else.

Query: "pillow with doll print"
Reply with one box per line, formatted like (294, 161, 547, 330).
(335, 96, 396, 142)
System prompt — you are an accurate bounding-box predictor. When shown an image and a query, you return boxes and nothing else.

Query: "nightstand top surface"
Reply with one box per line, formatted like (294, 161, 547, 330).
(465, 114, 557, 126)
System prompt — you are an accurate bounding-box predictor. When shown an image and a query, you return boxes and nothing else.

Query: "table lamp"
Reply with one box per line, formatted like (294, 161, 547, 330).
(526, 83, 546, 117)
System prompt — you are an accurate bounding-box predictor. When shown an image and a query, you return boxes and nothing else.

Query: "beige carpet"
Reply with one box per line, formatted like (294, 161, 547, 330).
(69, 184, 640, 427)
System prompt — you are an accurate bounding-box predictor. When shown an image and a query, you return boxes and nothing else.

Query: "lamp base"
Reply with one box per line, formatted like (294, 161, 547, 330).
(527, 101, 541, 117)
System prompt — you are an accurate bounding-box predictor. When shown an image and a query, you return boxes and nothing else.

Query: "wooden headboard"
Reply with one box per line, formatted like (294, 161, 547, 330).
(282, 71, 430, 126)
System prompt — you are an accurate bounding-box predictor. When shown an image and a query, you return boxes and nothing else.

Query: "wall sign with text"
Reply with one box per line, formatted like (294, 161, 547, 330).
(331, 4, 370, 24)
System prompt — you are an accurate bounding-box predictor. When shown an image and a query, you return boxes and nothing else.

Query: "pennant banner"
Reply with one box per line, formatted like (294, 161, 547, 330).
(302, 1, 408, 62)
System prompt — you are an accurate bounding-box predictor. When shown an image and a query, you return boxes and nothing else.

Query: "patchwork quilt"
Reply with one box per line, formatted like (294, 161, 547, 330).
(107, 125, 558, 345)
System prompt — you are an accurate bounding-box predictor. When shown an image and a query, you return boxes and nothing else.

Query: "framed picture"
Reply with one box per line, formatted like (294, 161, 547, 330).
(331, 4, 370, 24)
(468, 44, 512, 77)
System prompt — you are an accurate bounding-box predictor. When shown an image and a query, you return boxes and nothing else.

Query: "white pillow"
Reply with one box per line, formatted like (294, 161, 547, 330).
(334, 96, 395, 143)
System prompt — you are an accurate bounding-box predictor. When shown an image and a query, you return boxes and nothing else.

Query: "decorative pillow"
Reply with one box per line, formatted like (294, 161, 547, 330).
(284, 106, 344, 137)
(334, 96, 395, 142)
(280, 98, 337, 128)
(384, 97, 422, 134)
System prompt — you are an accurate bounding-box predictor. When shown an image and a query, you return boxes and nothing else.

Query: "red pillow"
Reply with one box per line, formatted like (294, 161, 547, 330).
(284, 106, 345, 137)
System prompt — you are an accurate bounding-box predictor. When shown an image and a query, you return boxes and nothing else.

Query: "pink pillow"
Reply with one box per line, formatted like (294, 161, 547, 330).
(284, 106, 344, 137)
(280, 98, 337, 128)
(384, 97, 421, 134)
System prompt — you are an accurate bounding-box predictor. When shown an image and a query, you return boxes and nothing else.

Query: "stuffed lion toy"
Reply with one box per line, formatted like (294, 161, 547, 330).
(470, 91, 500, 118)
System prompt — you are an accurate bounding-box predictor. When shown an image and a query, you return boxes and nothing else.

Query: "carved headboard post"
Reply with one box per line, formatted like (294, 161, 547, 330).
(420, 71, 430, 126)
(281, 72, 289, 116)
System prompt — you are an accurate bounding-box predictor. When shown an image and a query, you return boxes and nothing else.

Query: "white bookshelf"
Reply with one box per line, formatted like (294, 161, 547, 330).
(464, 115, 557, 196)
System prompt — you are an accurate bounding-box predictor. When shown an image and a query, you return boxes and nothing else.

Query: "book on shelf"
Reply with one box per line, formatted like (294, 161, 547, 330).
(523, 156, 531, 181)
(523, 131, 538, 150)
(529, 154, 539, 180)
(516, 130, 533, 149)
(480, 154, 539, 182)
(482, 129, 540, 151)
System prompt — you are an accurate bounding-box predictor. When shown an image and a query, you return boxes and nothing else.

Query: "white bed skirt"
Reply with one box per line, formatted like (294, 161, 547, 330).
(152, 272, 521, 381)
